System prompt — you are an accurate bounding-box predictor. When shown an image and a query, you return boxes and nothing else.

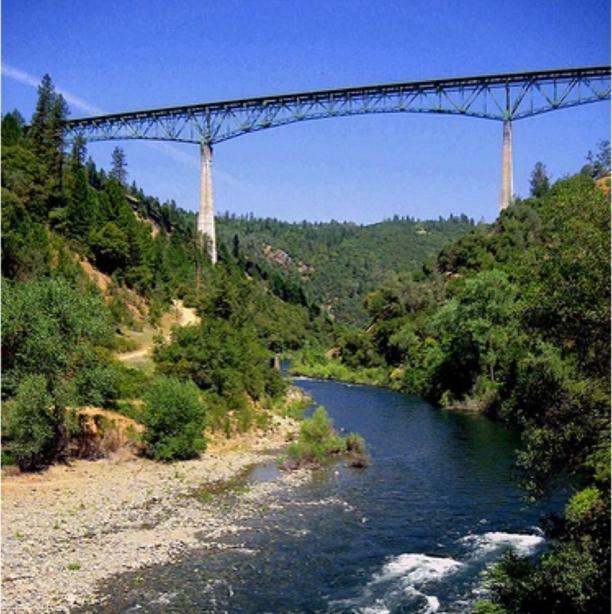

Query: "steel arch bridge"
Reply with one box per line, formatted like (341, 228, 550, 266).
(63, 66, 611, 263)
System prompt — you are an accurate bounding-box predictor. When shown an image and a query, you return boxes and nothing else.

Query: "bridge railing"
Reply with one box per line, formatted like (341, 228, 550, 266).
(64, 66, 610, 145)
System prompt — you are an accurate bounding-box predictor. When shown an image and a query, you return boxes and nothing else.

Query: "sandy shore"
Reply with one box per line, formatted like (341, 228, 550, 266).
(1, 415, 306, 613)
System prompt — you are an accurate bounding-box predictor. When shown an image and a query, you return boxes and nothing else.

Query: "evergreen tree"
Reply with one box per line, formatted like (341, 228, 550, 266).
(582, 140, 611, 178)
(48, 93, 68, 180)
(29, 74, 55, 158)
(70, 135, 87, 170)
(28, 75, 68, 207)
(529, 162, 550, 197)
(110, 146, 127, 184)
(1, 110, 25, 146)
(66, 136, 98, 243)
(86, 157, 102, 189)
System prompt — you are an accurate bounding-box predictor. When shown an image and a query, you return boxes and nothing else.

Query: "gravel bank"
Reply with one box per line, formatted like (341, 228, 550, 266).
(1, 416, 305, 613)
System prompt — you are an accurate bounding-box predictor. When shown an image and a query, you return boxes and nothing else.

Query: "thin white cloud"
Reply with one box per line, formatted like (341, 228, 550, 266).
(2, 63, 105, 115)
(2, 63, 39, 88)
(1, 63, 250, 190)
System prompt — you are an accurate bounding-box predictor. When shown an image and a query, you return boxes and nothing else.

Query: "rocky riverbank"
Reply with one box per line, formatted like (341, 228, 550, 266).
(1, 415, 307, 613)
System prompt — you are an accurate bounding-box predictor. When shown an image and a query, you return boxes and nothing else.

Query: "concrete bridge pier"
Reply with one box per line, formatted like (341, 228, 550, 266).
(198, 141, 217, 264)
(500, 119, 513, 211)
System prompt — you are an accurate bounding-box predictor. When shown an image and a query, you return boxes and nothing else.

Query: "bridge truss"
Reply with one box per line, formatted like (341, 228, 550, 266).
(64, 67, 610, 145)
(62, 66, 611, 263)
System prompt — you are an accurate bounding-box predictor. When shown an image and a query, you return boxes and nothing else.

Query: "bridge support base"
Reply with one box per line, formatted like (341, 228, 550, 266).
(198, 142, 217, 264)
(500, 120, 513, 211)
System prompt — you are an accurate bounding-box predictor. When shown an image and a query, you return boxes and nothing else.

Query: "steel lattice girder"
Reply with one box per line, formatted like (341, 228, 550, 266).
(63, 66, 611, 145)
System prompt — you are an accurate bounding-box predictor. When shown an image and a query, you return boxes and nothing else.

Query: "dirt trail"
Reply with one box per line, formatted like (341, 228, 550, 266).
(116, 299, 199, 365)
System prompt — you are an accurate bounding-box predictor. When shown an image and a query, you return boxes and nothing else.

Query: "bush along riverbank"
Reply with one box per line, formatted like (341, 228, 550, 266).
(299, 156, 611, 611)
(290, 348, 393, 389)
(1, 414, 310, 613)
(280, 406, 369, 470)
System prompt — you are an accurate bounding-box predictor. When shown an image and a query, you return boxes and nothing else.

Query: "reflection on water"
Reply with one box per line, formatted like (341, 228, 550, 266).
(88, 378, 564, 613)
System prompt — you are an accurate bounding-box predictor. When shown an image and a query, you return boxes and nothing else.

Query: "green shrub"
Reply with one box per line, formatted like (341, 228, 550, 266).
(1, 450, 15, 466)
(89, 221, 130, 273)
(115, 363, 153, 400)
(235, 404, 254, 433)
(345, 432, 370, 467)
(286, 406, 345, 466)
(565, 487, 603, 526)
(5, 375, 57, 470)
(142, 377, 207, 461)
(71, 347, 118, 407)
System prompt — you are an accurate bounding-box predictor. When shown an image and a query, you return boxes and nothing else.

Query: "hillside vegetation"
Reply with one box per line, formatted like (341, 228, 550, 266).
(302, 148, 611, 613)
(217, 213, 479, 324)
(1, 76, 325, 469)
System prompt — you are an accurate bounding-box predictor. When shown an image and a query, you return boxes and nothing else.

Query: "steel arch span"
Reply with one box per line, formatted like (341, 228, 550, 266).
(62, 66, 611, 263)
(64, 66, 610, 145)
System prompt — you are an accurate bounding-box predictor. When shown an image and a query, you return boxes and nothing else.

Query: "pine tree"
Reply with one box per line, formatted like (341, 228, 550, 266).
(529, 162, 550, 198)
(110, 146, 127, 184)
(66, 165, 95, 241)
(47, 94, 68, 178)
(1, 110, 25, 146)
(86, 157, 102, 189)
(70, 135, 87, 170)
(28, 75, 69, 207)
(66, 136, 96, 240)
(29, 74, 55, 158)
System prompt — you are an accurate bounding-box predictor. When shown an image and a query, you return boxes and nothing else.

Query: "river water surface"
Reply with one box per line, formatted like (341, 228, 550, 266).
(94, 378, 563, 613)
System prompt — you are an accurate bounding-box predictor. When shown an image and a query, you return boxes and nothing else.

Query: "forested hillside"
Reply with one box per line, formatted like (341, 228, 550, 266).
(217, 213, 479, 324)
(297, 148, 611, 612)
(1, 75, 326, 470)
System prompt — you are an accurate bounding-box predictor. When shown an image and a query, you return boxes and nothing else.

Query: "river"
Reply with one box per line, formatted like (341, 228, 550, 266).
(91, 378, 563, 613)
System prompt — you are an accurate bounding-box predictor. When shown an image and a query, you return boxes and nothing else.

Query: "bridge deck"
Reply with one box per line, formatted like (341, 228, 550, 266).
(65, 66, 610, 125)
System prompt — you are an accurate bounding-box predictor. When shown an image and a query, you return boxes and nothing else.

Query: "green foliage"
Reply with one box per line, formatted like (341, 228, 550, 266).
(217, 213, 478, 325)
(529, 161, 550, 197)
(1, 186, 52, 279)
(28, 74, 68, 205)
(284, 407, 369, 469)
(345, 432, 370, 467)
(90, 221, 131, 273)
(1, 450, 16, 467)
(502, 343, 608, 496)
(66, 166, 97, 242)
(345, 432, 367, 454)
(565, 487, 603, 526)
(2, 277, 114, 398)
(291, 347, 390, 387)
(154, 319, 280, 402)
(473, 602, 508, 614)
(142, 377, 207, 461)
(1, 81, 327, 474)
(4, 375, 57, 470)
(482, 536, 609, 614)
(110, 146, 127, 184)
(580, 140, 611, 179)
(1, 109, 25, 146)
(287, 406, 345, 465)
(70, 346, 118, 407)
(330, 158, 610, 611)
(1, 277, 117, 466)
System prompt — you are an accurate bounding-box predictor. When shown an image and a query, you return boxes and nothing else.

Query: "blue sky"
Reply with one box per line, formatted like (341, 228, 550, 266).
(2, 0, 610, 223)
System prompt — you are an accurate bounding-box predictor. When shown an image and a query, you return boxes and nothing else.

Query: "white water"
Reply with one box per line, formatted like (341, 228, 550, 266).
(374, 553, 463, 585)
(329, 531, 544, 613)
(460, 531, 545, 557)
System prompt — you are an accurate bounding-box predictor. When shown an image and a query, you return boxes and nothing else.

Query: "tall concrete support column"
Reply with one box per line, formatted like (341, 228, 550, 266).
(500, 119, 513, 211)
(198, 141, 217, 264)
